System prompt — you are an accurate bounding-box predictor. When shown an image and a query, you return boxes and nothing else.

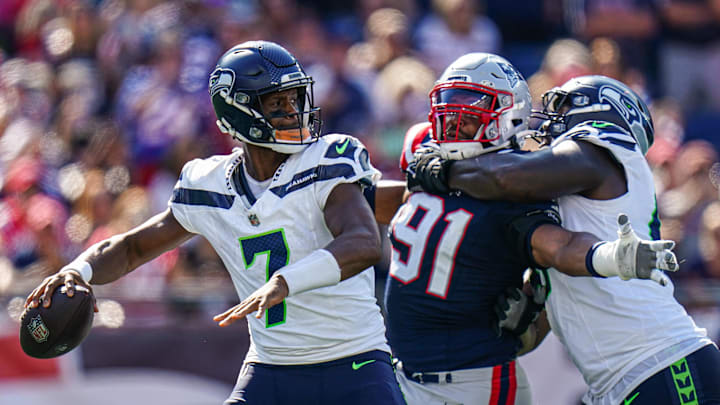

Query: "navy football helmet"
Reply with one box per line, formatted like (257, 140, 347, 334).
(208, 41, 321, 154)
(536, 75, 654, 154)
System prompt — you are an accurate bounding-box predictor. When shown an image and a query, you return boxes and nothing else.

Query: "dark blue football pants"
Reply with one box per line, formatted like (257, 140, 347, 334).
(224, 350, 406, 405)
(622, 344, 720, 405)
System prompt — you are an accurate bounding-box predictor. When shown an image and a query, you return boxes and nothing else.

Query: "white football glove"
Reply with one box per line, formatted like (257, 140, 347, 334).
(590, 214, 679, 286)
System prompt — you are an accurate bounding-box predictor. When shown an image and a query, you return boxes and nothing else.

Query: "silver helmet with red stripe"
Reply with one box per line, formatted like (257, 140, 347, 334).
(429, 53, 531, 160)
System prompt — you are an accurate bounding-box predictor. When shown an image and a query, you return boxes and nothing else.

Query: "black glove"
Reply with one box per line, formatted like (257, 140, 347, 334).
(411, 147, 453, 194)
(405, 158, 422, 192)
(493, 269, 548, 337)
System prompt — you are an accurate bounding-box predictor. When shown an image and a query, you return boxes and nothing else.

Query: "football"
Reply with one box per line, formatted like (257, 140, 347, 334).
(19, 285, 95, 359)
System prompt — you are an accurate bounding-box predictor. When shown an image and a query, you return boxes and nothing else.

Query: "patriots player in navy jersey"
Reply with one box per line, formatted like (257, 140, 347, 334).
(25, 41, 405, 405)
(410, 75, 720, 405)
(380, 55, 679, 405)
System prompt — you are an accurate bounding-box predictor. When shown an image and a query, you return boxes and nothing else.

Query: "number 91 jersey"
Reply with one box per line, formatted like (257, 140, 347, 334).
(385, 191, 559, 372)
(168, 134, 390, 365)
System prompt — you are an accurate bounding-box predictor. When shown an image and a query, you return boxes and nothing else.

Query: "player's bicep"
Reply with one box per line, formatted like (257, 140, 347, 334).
(124, 208, 195, 268)
(324, 183, 378, 239)
(323, 183, 382, 279)
(544, 140, 618, 196)
(529, 224, 573, 269)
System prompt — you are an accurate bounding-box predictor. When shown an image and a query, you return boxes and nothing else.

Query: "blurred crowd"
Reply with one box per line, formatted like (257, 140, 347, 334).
(1, 0, 720, 311)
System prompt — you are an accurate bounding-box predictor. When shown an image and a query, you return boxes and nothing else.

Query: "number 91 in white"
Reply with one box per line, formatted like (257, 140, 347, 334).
(389, 193, 473, 299)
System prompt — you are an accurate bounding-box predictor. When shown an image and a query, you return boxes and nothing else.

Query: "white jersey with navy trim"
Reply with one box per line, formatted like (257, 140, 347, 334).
(168, 134, 390, 365)
(544, 122, 711, 405)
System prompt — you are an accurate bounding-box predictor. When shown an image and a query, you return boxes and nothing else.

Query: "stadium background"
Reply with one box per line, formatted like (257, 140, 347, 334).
(0, 0, 719, 403)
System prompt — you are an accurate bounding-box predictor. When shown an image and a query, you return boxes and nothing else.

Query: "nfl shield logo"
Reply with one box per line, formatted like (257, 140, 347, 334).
(248, 213, 260, 227)
(28, 315, 50, 343)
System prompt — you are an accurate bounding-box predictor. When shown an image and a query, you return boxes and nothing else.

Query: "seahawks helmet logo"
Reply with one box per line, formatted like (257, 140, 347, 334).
(599, 85, 639, 125)
(598, 85, 649, 151)
(209, 68, 235, 97)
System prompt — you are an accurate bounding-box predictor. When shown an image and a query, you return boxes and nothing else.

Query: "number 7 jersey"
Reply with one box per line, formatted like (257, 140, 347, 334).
(168, 134, 390, 365)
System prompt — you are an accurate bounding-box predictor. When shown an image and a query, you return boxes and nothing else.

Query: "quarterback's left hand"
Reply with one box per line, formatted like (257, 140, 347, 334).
(213, 275, 289, 327)
(589, 214, 679, 286)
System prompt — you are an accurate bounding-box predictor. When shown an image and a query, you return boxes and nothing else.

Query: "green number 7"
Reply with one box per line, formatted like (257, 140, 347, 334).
(239, 229, 289, 328)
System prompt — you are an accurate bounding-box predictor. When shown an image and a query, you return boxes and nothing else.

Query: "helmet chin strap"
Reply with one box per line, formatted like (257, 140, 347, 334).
(274, 128, 310, 142)
(476, 139, 515, 155)
(440, 137, 518, 160)
(440, 121, 522, 159)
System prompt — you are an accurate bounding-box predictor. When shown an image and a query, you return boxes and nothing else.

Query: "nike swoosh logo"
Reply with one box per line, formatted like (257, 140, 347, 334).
(351, 360, 376, 370)
(591, 121, 613, 128)
(335, 139, 351, 155)
(624, 392, 640, 405)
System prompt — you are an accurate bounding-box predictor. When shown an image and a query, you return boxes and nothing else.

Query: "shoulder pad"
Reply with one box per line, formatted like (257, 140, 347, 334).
(177, 153, 237, 191)
(320, 133, 364, 161)
(553, 121, 637, 153)
(400, 122, 433, 171)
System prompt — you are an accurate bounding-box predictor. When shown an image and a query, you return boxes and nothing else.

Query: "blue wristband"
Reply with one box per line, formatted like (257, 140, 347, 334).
(586, 242, 607, 278)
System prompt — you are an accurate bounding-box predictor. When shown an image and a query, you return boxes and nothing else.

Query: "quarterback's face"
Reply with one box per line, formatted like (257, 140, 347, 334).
(260, 88, 301, 129)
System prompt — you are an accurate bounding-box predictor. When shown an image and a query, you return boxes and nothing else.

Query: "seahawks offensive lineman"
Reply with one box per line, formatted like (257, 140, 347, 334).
(25, 41, 405, 405)
(411, 75, 720, 404)
(383, 56, 679, 405)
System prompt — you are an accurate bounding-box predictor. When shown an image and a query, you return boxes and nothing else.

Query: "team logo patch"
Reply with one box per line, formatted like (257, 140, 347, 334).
(324, 138, 357, 159)
(209, 68, 235, 97)
(598, 85, 648, 150)
(598, 85, 639, 125)
(27, 315, 50, 343)
(248, 213, 261, 227)
(497, 62, 523, 88)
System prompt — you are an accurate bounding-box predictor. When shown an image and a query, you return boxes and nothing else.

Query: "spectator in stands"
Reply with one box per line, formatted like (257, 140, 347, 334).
(564, 0, 658, 86)
(658, 0, 720, 112)
(414, 0, 501, 74)
(658, 140, 719, 280)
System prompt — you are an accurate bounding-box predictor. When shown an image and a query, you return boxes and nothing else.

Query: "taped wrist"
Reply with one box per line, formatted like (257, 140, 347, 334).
(588, 241, 616, 278)
(62, 259, 94, 283)
(277, 249, 341, 296)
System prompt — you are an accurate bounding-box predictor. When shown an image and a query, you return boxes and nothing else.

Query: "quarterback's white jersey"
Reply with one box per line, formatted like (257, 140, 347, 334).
(544, 122, 712, 405)
(168, 134, 390, 365)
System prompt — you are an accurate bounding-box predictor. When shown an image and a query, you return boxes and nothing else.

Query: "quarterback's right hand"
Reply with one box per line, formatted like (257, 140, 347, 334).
(25, 269, 97, 311)
(213, 274, 289, 327)
(589, 214, 679, 286)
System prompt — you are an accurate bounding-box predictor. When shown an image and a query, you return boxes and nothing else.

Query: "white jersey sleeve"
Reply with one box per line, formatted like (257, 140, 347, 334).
(546, 122, 711, 404)
(311, 134, 380, 209)
(169, 155, 236, 234)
